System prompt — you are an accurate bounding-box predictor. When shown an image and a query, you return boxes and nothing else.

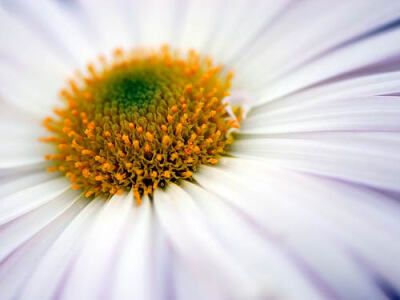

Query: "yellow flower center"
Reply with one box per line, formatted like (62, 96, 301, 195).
(41, 46, 241, 204)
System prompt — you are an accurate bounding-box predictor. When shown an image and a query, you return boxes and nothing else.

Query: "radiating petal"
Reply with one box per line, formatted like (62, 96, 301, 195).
(0, 94, 52, 176)
(56, 192, 134, 300)
(181, 181, 327, 300)
(1, 0, 98, 67)
(0, 5, 71, 75)
(0, 190, 80, 261)
(0, 177, 71, 225)
(0, 197, 89, 300)
(249, 71, 400, 118)
(17, 198, 103, 300)
(232, 0, 400, 102)
(205, 0, 292, 63)
(0, 54, 65, 118)
(230, 130, 400, 191)
(242, 96, 400, 134)
(154, 184, 271, 299)
(73, 0, 133, 52)
(0, 171, 56, 199)
(133, 0, 179, 47)
(179, 0, 291, 63)
(234, 0, 400, 82)
(194, 158, 400, 295)
(109, 196, 156, 300)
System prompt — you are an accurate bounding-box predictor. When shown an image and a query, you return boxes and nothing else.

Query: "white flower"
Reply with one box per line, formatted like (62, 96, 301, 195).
(1, 0, 400, 299)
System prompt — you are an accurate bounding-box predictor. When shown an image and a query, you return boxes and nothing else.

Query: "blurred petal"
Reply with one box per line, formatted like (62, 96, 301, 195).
(154, 184, 267, 299)
(181, 181, 327, 300)
(231, 130, 400, 191)
(195, 158, 400, 297)
(0, 177, 71, 225)
(249, 71, 400, 118)
(233, 0, 400, 102)
(58, 193, 134, 300)
(0, 4, 71, 74)
(110, 197, 155, 300)
(17, 198, 103, 300)
(1, 0, 98, 67)
(0, 189, 81, 261)
(0, 196, 89, 300)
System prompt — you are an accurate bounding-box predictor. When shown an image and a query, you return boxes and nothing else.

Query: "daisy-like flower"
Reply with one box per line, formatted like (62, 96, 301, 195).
(1, 0, 400, 299)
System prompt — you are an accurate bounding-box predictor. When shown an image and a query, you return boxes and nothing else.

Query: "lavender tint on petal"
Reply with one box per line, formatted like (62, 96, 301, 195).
(209, 191, 341, 300)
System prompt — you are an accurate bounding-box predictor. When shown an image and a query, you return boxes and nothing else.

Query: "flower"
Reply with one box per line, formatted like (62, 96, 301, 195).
(1, 0, 400, 299)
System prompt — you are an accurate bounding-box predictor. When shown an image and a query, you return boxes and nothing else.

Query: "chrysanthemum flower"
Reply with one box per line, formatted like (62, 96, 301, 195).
(1, 0, 400, 299)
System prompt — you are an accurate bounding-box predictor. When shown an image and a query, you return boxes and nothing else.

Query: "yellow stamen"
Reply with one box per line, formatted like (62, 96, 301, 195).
(42, 46, 241, 203)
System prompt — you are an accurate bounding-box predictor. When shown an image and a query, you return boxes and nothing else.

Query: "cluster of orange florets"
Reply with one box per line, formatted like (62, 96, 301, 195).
(41, 46, 241, 203)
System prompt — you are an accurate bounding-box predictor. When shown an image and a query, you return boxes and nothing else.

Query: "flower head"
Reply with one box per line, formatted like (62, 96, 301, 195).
(42, 46, 239, 202)
(1, 0, 400, 299)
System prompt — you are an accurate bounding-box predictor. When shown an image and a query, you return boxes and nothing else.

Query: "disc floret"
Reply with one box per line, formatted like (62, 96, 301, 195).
(42, 46, 240, 203)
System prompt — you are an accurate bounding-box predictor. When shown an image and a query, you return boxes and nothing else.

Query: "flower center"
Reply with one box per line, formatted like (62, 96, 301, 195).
(41, 46, 241, 204)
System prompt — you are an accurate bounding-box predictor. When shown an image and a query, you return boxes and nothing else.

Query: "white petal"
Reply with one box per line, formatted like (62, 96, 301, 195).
(17, 198, 103, 300)
(154, 184, 270, 299)
(234, 0, 400, 88)
(173, 258, 215, 300)
(205, 0, 292, 63)
(0, 158, 47, 172)
(150, 216, 181, 300)
(179, 0, 291, 63)
(73, 0, 134, 52)
(249, 71, 400, 117)
(0, 94, 42, 126)
(245, 26, 400, 104)
(0, 196, 89, 300)
(0, 163, 49, 183)
(194, 158, 400, 293)
(59, 193, 134, 300)
(181, 181, 327, 300)
(133, 0, 178, 47)
(0, 189, 80, 261)
(3, 0, 98, 68)
(0, 60, 64, 118)
(0, 98, 49, 169)
(0, 177, 71, 225)
(0, 170, 57, 199)
(0, 140, 51, 164)
(242, 95, 400, 134)
(110, 196, 155, 300)
(230, 130, 400, 192)
(177, 0, 224, 51)
(0, 6, 70, 76)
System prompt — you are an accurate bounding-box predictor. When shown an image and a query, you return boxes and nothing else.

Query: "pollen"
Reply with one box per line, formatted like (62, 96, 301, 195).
(41, 45, 241, 203)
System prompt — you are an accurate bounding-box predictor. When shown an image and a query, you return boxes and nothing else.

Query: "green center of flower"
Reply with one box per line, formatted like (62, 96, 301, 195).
(99, 72, 161, 106)
(41, 46, 241, 204)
